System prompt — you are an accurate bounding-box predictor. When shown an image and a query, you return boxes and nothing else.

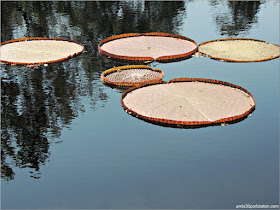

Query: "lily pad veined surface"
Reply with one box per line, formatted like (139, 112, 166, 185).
(121, 78, 256, 128)
(101, 65, 164, 88)
(99, 32, 198, 63)
(1, 37, 84, 65)
(198, 38, 280, 62)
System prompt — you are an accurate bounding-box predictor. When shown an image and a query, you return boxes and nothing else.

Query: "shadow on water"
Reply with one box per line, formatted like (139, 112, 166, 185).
(1, 1, 187, 180)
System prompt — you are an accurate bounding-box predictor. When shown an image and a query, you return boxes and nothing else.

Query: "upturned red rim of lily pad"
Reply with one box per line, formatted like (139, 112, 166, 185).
(98, 32, 198, 64)
(1, 37, 84, 66)
(121, 78, 256, 128)
(101, 65, 164, 89)
(198, 38, 280, 62)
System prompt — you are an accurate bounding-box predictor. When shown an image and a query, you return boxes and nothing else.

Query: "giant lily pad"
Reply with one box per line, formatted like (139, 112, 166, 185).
(101, 65, 164, 88)
(99, 32, 198, 63)
(121, 78, 255, 128)
(1, 37, 84, 65)
(198, 38, 280, 62)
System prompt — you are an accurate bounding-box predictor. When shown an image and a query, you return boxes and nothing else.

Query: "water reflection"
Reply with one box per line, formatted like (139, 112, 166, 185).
(210, 1, 262, 36)
(1, 62, 107, 181)
(1, 1, 187, 180)
(1, 0, 266, 181)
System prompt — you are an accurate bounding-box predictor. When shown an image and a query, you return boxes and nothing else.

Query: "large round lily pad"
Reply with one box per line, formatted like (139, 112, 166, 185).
(121, 78, 256, 128)
(99, 32, 198, 63)
(198, 38, 280, 62)
(1, 37, 84, 65)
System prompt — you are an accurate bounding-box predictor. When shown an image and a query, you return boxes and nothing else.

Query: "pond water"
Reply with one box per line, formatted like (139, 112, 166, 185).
(1, 1, 279, 209)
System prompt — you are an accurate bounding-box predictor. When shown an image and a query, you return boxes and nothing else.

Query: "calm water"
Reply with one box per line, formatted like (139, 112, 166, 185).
(1, 1, 279, 209)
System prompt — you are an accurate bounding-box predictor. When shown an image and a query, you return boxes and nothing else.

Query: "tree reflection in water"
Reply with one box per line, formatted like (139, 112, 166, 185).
(210, 1, 262, 36)
(1, 1, 186, 180)
(1, 0, 264, 181)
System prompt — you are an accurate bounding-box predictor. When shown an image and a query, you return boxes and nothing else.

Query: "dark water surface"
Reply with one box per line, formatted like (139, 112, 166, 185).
(1, 1, 279, 209)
